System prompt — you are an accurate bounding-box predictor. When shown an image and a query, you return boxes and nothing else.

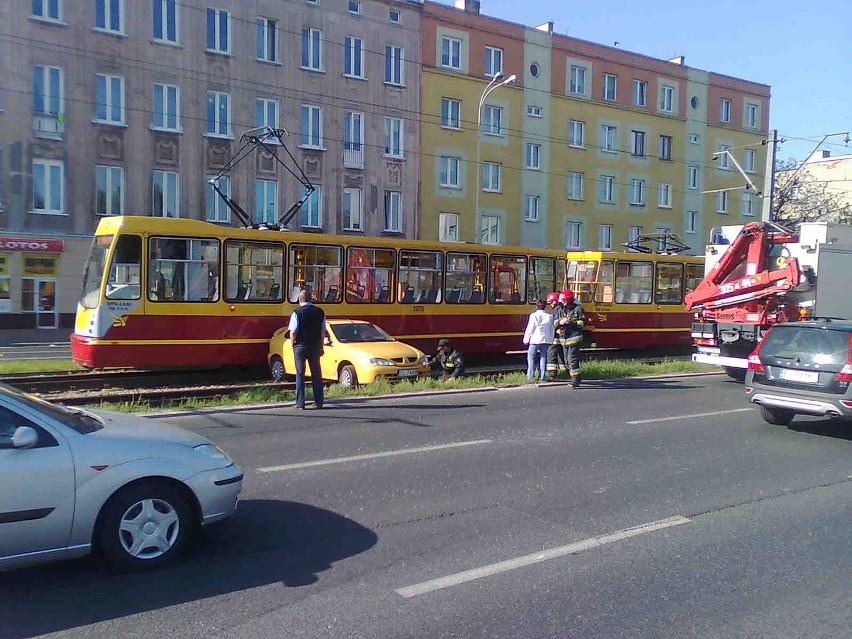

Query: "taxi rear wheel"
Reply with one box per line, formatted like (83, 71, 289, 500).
(338, 364, 358, 388)
(270, 356, 286, 382)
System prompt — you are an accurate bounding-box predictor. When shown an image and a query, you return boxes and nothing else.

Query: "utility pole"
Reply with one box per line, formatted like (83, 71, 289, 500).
(761, 129, 778, 222)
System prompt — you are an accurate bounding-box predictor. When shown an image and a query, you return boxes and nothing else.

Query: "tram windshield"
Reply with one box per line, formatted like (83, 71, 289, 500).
(80, 235, 113, 309)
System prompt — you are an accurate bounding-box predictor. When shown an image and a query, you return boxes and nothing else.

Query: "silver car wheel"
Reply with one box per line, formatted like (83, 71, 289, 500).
(119, 498, 180, 559)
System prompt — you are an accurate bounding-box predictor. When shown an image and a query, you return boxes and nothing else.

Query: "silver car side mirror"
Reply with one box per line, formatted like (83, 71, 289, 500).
(12, 426, 38, 449)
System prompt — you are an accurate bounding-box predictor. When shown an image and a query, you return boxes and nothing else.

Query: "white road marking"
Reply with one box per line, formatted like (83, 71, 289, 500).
(626, 408, 752, 425)
(395, 515, 692, 598)
(256, 439, 492, 473)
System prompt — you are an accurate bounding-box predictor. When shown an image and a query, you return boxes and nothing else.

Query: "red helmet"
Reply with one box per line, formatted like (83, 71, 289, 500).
(545, 292, 560, 305)
(560, 289, 575, 304)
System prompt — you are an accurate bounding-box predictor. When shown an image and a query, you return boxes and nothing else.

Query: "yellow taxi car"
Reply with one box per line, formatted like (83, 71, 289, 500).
(268, 319, 430, 387)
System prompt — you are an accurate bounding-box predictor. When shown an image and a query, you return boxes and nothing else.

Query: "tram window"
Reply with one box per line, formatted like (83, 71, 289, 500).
(148, 237, 220, 303)
(573, 261, 599, 303)
(594, 260, 614, 303)
(528, 257, 556, 303)
(346, 247, 396, 303)
(105, 235, 142, 301)
(399, 250, 443, 304)
(445, 252, 486, 304)
(81, 235, 113, 309)
(614, 261, 653, 304)
(489, 255, 526, 304)
(557, 258, 567, 290)
(289, 244, 343, 303)
(224, 241, 284, 303)
(684, 263, 703, 296)
(655, 262, 684, 304)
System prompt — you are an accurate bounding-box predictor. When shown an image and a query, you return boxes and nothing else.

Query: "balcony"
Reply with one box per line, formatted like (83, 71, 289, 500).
(33, 113, 64, 140)
(343, 145, 364, 169)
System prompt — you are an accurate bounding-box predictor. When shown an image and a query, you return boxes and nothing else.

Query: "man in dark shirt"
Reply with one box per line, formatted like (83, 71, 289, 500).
(427, 338, 465, 380)
(287, 289, 327, 409)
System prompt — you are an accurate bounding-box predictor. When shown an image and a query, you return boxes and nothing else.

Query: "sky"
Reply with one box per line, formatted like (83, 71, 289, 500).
(436, 0, 852, 163)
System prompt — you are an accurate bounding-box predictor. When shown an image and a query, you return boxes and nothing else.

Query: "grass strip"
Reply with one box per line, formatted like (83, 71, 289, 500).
(0, 359, 81, 374)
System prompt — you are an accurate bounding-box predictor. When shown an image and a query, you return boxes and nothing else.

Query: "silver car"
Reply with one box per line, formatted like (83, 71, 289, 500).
(0, 384, 242, 571)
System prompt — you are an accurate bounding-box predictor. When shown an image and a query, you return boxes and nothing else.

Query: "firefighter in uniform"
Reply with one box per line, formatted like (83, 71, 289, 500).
(545, 292, 567, 379)
(555, 289, 586, 388)
(427, 338, 465, 380)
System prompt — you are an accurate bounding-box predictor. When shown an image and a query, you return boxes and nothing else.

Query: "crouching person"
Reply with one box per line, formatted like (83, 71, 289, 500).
(427, 338, 465, 381)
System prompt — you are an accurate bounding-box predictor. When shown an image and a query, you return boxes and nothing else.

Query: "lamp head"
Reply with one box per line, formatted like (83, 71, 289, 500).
(504, 74, 517, 85)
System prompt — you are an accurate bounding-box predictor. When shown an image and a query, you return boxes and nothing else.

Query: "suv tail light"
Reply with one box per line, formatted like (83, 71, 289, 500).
(833, 334, 852, 383)
(747, 331, 770, 373)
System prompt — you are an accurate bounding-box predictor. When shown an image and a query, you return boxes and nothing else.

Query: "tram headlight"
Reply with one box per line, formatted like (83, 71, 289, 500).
(369, 357, 395, 366)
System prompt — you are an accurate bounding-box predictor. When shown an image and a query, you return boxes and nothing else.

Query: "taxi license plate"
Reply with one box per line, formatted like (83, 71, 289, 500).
(398, 369, 419, 378)
(779, 369, 819, 384)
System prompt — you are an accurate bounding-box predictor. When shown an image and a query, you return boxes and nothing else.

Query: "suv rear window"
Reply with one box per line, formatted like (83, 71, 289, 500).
(761, 326, 850, 369)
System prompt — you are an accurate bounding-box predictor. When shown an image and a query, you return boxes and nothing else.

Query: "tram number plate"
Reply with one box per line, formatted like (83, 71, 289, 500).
(398, 369, 419, 378)
(779, 369, 818, 384)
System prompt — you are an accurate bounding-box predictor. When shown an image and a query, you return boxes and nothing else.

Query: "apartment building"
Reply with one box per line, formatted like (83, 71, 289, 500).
(420, 0, 771, 252)
(0, 0, 422, 330)
(775, 150, 852, 225)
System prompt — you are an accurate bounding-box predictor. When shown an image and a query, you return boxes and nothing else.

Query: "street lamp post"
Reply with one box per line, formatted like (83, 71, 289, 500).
(475, 72, 516, 242)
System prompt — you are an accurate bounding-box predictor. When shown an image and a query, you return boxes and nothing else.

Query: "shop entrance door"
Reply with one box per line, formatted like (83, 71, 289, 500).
(36, 279, 57, 328)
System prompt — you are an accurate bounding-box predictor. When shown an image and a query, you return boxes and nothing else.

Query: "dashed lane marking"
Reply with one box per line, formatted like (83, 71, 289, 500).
(626, 408, 752, 425)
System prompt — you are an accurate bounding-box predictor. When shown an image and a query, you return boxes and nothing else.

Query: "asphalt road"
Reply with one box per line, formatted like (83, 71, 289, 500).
(1, 374, 850, 639)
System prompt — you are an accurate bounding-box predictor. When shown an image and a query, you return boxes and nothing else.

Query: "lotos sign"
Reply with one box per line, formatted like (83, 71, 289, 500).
(0, 237, 64, 253)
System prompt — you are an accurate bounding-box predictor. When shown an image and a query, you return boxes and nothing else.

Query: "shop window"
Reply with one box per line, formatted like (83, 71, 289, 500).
(224, 240, 283, 302)
(148, 237, 220, 302)
(594, 260, 614, 303)
(528, 257, 555, 304)
(288, 243, 342, 303)
(489, 255, 526, 304)
(398, 250, 443, 304)
(345, 247, 396, 303)
(655, 262, 684, 304)
(105, 235, 142, 300)
(445, 252, 486, 304)
(685, 263, 703, 297)
(615, 261, 653, 304)
(0, 253, 10, 313)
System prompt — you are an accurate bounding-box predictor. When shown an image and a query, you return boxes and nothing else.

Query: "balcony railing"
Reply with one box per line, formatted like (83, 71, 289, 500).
(33, 113, 64, 140)
(343, 145, 364, 169)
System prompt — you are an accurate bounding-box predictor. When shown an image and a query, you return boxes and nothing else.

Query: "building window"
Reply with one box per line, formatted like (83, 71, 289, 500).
(153, 83, 179, 130)
(485, 46, 503, 78)
(95, 0, 123, 33)
(688, 133, 700, 144)
(599, 175, 615, 203)
(385, 45, 404, 85)
(524, 195, 540, 222)
(602, 73, 617, 101)
(688, 165, 698, 189)
(343, 111, 364, 167)
(301, 104, 322, 148)
(384, 191, 402, 232)
(31, 159, 64, 214)
(96, 165, 123, 216)
(742, 192, 755, 216)
(569, 65, 586, 95)
(527, 105, 542, 118)
(348, 0, 360, 13)
(301, 28, 322, 71)
(566, 221, 582, 249)
(255, 98, 278, 132)
(439, 212, 459, 242)
(481, 215, 500, 245)
(601, 124, 617, 153)
(482, 162, 501, 192)
(206, 8, 230, 53)
(206, 175, 229, 222)
(567, 172, 584, 200)
(598, 224, 613, 250)
(153, 0, 179, 44)
(95, 74, 125, 124)
(32, 0, 61, 21)
(629, 178, 645, 205)
(441, 98, 461, 129)
(632, 80, 647, 106)
(717, 144, 731, 170)
(686, 210, 697, 234)
(384, 117, 403, 157)
(300, 185, 322, 228)
(389, 9, 400, 23)
(482, 105, 503, 135)
(745, 103, 758, 128)
(344, 36, 364, 78)
(206, 91, 230, 137)
(658, 183, 672, 208)
(745, 148, 757, 173)
(441, 36, 461, 70)
(255, 179, 277, 224)
(439, 156, 460, 188)
(152, 170, 179, 217)
(628, 225, 642, 244)
(343, 188, 363, 231)
(720, 98, 731, 123)
(630, 130, 646, 157)
(33, 65, 63, 116)
(716, 191, 727, 213)
(569, 120, 585, 147)
(659, 135, 672, 161)
(660, 85, 674, 112)
(257, 18, 277, 62)
(526, 143, 541, 170)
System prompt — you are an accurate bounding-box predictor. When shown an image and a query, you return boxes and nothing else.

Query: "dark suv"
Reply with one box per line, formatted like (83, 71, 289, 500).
(745, 320, 852, 425)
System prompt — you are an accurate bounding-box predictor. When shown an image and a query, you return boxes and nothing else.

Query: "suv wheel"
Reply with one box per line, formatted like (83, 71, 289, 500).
(760, 405, 795, 426)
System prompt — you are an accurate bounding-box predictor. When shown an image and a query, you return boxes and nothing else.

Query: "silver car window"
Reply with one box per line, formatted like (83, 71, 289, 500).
(0, 385, 103, 434)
